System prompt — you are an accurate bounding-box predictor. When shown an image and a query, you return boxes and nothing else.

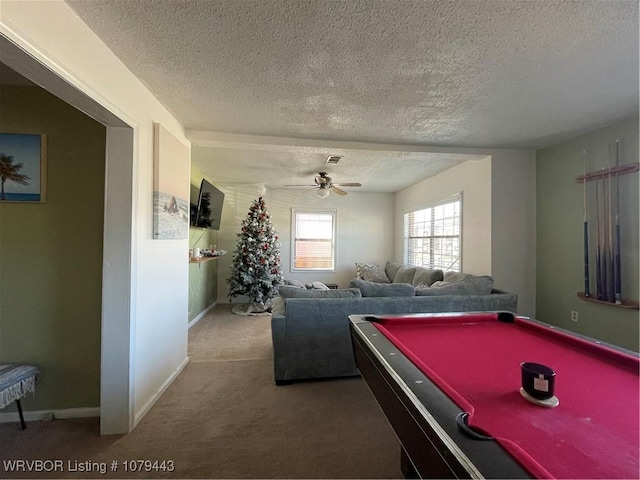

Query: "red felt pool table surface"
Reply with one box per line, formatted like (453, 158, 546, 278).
(373, 313, 639, 479)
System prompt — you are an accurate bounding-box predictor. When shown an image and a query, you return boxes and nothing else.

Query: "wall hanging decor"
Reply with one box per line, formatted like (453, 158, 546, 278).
(153, 123, 190, 239)
(0, 132, 47, 203)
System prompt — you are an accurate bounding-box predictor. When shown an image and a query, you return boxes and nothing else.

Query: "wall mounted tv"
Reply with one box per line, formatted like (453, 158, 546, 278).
(190, 179, 224, 230)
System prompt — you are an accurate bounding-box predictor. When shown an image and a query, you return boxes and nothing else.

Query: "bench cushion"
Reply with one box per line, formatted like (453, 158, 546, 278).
(0, 364, 39, 409)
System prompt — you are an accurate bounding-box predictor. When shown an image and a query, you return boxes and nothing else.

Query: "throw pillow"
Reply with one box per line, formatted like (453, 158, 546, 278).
(305, 281, 330, 290)
(283, 278, 306, 289)
(393, 266, 418, 284)
(415, 281, 448, 289)
(349, 278, 415, 297)
(412, 267, 444, 286)
(360, 264, 391, 283)
(356, 263, 378, 279)
(279, 285, 362, 299)
(414, 276, 494, 296)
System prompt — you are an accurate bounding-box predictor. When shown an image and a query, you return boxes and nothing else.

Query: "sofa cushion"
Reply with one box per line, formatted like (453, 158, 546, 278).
(444, 271, 472, 283)
(305, 281, 330, 290)
(393, 266, 417, 284)
(412, 267, 444, 287)
(384, 261, 403, 282)
(349, 278, 415, 297)
(279, 285, 362, 299)
(415, 275, 494, 296)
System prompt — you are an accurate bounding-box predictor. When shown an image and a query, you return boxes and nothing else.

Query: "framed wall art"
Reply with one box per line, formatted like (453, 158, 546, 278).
(153, 123, 190, 239)
(0, 132, 47, 203)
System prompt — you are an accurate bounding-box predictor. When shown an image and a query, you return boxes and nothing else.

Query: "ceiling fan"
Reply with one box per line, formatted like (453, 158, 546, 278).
(286, 172, 362, 198)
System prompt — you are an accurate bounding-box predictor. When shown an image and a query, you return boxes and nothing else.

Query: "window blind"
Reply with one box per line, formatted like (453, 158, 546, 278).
(404, 196, 461, 272)
(292, 211, 335, 270)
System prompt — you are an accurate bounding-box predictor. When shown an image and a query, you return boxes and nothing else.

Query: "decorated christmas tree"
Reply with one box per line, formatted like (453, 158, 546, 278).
(227, 196, 283, 314)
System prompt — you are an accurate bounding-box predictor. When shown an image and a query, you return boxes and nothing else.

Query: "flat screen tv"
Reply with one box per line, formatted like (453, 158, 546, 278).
(190, 179, 224, 230)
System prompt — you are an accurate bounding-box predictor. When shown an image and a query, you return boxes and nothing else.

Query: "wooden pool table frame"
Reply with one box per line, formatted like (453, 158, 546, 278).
(350, 313, 533, 479)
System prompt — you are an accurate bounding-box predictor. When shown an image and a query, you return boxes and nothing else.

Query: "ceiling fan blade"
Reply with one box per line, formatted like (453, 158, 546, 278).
(284, 184, 317, 187)
(330, 186, 348, 196)
(334, 182, 361, 187)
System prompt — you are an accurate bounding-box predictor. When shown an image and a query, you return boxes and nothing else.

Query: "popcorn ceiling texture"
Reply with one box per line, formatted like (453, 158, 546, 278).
(66, 0, 638, 190)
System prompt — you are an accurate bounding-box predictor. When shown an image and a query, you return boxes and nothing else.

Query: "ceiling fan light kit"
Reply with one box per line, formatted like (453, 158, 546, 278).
(285, 171, 362, 199)
(316, 187, 331, 198)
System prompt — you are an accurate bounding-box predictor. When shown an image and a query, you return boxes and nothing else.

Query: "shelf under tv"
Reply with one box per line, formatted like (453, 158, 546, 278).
(189, 253, 226, 264)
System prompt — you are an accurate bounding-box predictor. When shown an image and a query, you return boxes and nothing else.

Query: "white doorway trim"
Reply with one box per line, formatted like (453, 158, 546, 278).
(0, 33, 136, 434)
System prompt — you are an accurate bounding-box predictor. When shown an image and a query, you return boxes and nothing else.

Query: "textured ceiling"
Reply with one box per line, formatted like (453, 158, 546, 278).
(65, 0, 638, 192)
(190, 141, 486, 193)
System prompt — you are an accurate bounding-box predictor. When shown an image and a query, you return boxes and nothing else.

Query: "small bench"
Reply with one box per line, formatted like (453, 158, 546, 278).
(0, 364, 39, 429)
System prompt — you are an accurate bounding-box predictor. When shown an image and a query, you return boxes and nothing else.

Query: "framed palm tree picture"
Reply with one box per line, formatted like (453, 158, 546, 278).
(0, 133, 47, 203)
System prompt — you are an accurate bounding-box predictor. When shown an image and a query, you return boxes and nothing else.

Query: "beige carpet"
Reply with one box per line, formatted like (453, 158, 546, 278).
(0, 304, 402, 479)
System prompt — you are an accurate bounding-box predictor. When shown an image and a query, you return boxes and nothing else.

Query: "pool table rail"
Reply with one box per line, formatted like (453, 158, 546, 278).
(350, 315, 532, 479)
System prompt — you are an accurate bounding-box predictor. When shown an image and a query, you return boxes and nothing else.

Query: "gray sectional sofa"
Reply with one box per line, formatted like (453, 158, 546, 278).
(270, 261, 517, 384)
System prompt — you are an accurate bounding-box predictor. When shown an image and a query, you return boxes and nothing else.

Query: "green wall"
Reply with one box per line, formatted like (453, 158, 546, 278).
(0, 85, 105, 409)
(536, 117, 639, 351)
(188, 165, 219, 323)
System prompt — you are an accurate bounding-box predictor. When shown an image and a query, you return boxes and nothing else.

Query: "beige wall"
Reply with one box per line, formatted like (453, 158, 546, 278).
(213, 153, 536, 313)
(394, 157, 493, 276)
(490, 149, 537, 316)
(393, 151, 537, 316)
(214, 185, 394, 300)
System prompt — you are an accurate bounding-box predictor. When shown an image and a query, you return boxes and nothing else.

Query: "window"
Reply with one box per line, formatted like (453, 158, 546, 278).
(403, 195, 461, 272)
(292, 210, 336, 271)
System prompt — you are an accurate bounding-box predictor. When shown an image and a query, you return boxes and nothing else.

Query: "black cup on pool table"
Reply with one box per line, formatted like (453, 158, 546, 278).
(521, 362, 556, 400)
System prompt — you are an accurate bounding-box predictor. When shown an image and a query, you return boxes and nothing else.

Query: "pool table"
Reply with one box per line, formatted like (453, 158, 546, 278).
(349, 312, 639, 479)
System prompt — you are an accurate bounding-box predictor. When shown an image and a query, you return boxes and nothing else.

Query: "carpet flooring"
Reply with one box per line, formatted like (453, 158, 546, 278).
(0, 304, 402, 479)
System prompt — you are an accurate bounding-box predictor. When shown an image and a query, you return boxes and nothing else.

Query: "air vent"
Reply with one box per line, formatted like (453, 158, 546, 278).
(325, 155, 342, 164)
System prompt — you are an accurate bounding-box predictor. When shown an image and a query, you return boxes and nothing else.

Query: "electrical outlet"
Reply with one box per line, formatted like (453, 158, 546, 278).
(571, 311, 579, 322)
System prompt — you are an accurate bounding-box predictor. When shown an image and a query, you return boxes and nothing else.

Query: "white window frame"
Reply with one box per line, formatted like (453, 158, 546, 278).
(403, 193, 462, 272)
(291, 209, 337, 272)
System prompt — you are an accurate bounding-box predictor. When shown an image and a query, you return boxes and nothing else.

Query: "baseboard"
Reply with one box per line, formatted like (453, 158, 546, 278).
(133, 356, 190, 428)
(0, 406, 100, 423)
(188, 301, 217, 329)
(2, 357, 191, 427)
